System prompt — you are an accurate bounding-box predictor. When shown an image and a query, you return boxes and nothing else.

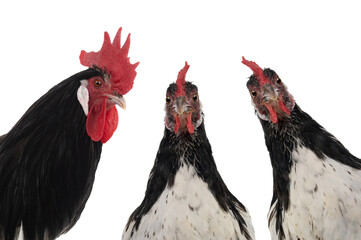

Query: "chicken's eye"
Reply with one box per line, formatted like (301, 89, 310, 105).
(276, 78, 282, 84)
(251, 90, 257, 97)
(166, 96, 171, 104)
(93, 79, 103, 88)
(193, 95, 198, 101)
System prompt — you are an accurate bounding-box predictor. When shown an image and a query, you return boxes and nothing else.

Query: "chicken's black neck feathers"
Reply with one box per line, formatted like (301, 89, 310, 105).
(0, 68, 103, 240)
(126, 122, 251, 240)
(261, 103, 361, 239)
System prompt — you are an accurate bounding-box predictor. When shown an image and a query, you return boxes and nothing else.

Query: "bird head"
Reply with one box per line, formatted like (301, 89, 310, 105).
(164, 62, 203, 135)
(77, 27, 139, 143)
(242, 57, 295, 124)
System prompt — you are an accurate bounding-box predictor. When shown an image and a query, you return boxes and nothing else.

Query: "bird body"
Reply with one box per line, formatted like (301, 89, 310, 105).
(271, 145, 361, 239)
(123, 127, 253, 240)
(123, 62, 254, 240)
(265, 105, 361, 240)
(0, 69, 103, 240)
(243, 57, 361, 240)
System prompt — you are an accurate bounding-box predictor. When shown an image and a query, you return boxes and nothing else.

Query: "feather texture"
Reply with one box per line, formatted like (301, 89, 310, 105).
(262, 104, 361, 239)
(123, 123, 255, 240)
(0, 69, 103, 240)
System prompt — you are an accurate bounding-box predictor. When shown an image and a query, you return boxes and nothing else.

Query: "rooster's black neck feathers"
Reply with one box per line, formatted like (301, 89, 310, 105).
(0, 68, 103, 240)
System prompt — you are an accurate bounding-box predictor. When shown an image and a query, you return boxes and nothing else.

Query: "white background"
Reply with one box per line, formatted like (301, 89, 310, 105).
(1, 1, 361, 239)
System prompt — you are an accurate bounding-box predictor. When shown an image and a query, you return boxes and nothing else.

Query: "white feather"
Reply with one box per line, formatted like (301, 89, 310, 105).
(77, 80, 89, 116)
(123, 162, 254, 240)
(14, 223, 23, 240)
(269, 141, 361, 239)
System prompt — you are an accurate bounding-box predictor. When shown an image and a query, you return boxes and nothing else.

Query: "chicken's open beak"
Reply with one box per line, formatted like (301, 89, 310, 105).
(104, 93, 127, 110)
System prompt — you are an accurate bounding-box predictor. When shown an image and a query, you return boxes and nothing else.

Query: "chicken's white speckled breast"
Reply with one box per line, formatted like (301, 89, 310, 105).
(269, 142, 361, 240)
(123, 161, 254, 240)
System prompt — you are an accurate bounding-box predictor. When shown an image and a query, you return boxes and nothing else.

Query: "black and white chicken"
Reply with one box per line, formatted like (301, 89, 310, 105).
(122, 62, 255, 240)
(243, 56, 361, 240)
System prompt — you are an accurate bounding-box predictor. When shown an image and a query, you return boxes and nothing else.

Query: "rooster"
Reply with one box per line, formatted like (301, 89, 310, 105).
(122, 62, 255, 240)
(242, 56, 361, 240)
(0, 28, 138, 240)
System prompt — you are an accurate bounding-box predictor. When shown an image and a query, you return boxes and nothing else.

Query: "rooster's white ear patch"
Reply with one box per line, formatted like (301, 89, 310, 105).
(77, 80, 89, 116)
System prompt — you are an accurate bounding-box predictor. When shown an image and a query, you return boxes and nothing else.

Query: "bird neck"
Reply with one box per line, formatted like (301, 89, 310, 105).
(165, 123, 209, 167)
(262, 103, 361, 169)
(259, 104, 304, 214)
(260, 104, 302, 170)
(125, 122, 217, 232)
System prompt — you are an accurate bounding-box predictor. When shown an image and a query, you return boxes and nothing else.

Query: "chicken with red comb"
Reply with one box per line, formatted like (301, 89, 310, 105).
(122, 62, 255, 240)
(243, 58, 361, 240)
(0, 27, 137, 240)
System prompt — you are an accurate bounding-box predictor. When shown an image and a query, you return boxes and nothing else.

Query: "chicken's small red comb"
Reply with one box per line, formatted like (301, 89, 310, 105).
(242, 56, 270, 86)
(79, 27, 139, 95)
(175, 61, 190, 97)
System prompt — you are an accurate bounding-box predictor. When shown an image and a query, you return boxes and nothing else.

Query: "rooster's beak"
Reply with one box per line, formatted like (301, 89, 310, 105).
(105, 93, 127, 110)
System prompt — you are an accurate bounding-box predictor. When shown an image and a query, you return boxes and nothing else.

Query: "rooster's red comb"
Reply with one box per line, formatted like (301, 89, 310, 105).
(242, 56, 270, 86)
(79, 27, 139, 95)
(175, 61, 190, 97)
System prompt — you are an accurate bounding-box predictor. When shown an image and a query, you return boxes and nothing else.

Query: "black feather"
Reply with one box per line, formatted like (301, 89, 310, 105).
(0, 68, 103, 240)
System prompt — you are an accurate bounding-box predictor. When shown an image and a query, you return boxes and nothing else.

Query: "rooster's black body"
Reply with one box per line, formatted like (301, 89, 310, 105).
(0, 69, 103, 240)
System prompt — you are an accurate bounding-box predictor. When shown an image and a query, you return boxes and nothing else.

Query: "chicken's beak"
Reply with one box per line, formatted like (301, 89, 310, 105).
(261, 83, 291, 124)
(173, 96, 195, 134)
(261, 83, 279, 123)
(105, 93, 127, 110)
(261, 84, 278, 104)
(174, 96, 194, 116)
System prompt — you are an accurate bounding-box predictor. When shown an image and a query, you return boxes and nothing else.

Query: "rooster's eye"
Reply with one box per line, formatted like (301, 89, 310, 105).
(251, 90, 257, 97)
(276, 78, 282, 84)
(93, 79, 103, 88)
(166, 96, 171, 104)
(193, 95, 198, 101)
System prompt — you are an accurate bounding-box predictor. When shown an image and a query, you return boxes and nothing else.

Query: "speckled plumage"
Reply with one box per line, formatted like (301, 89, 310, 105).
(245, 63, 361, 240)
(124, 163, 253, 240)
(261, 105, 361, 240)
(123, 79, 254, 240)
(268, 140, 361, 240)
